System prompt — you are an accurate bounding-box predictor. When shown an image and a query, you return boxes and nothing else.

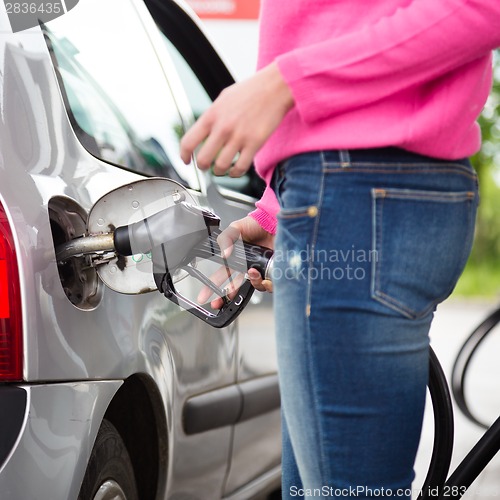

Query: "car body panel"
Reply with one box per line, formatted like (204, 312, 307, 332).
(0, 0, 280, 497)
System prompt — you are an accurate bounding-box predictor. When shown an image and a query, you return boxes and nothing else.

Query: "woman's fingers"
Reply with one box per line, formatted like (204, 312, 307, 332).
(247, 268, 273, 292)
(195, 217, 276, 311)
(217, 224, 241, 258)
(179, 63, 294, 177)
(196, 265, 232, 304)
(196, 263, 246, 304)
(179, 114, 211, 166)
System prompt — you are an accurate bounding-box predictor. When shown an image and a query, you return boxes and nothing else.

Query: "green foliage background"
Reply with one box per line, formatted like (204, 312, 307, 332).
(454, 56, 500, 297)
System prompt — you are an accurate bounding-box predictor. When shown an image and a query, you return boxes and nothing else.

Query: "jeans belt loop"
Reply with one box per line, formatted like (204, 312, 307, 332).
(339, 150, 351, 168)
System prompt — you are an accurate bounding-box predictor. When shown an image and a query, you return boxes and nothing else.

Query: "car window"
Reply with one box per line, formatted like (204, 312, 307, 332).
(43, 0, 198, 188)
(162, 36, 212, 122)
(161, 32, 265, 199)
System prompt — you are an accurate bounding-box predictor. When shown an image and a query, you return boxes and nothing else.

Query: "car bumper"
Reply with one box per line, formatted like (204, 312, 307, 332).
(0, 381, 122, 500)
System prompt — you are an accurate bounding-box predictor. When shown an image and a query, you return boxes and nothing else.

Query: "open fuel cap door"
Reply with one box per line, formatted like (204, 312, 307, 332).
(87, 178, 197, 294)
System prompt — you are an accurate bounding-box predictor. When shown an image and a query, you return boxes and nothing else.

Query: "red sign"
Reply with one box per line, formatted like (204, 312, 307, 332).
(186, 0, 260, 19)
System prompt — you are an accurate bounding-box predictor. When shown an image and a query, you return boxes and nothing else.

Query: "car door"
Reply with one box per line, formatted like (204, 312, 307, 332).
(142, 1, 281, 495)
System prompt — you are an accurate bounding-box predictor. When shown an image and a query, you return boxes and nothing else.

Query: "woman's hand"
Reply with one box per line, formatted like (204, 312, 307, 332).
(180, 62, 294, 177)
(218, 216, 275, 293)
(198, 216, 275, 309)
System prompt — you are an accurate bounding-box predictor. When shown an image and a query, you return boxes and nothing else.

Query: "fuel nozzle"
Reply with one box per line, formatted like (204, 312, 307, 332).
(111, 201, 274, 328)
(113, 202, 220, 269)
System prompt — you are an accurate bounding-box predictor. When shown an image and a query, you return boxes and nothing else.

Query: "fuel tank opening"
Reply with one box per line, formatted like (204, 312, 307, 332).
(49, 196, 103, 310)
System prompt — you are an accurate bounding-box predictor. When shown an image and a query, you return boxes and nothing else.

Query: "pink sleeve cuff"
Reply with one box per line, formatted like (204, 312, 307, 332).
(276, 52, 320, 124)
(249, 207, 277, 235)
(248, 184, 280, 235)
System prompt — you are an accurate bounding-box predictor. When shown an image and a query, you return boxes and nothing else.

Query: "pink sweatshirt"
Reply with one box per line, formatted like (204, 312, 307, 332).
(249, 0, 500, 234)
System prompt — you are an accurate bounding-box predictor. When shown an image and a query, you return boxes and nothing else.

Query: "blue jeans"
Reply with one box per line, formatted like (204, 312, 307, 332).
(271, 148, 478, 499)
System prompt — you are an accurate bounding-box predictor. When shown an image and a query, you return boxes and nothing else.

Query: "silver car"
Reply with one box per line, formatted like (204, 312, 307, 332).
(0, 1, 280, 498)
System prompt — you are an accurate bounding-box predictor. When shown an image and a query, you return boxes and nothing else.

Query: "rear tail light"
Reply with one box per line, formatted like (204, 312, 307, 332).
(0, 202, 22, 381)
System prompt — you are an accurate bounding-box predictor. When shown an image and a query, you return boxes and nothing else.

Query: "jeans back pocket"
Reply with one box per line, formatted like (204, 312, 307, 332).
(371, 188, 477, 319)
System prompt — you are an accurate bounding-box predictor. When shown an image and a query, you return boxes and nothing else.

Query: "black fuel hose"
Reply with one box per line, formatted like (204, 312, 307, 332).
(418, 347, 455, 499)
(451, 306, 500, 430)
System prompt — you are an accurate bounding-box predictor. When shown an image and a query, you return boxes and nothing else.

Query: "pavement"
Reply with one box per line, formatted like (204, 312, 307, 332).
(240, 297, 500, 499)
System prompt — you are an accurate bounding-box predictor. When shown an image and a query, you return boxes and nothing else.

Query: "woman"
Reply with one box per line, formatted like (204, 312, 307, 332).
(181, 1, 499, 497)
